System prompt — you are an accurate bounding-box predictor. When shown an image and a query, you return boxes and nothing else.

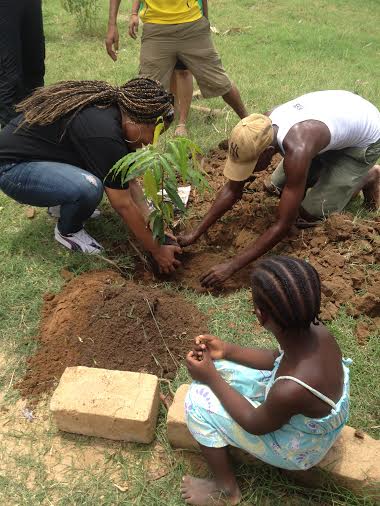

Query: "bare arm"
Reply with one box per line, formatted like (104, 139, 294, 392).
(187, 351, 301, 435)
(178, 180, 245, 246)
(224, 343, 279, 370)
(105, 186, 181, 273)
(106, 0, 122, 60)
(208, 373, 301, 434)
(202, 0, 208, 18)
(200, 150, 311, 287)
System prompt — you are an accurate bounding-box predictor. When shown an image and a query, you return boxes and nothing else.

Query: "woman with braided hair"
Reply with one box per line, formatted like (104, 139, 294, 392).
(183, 256, 350, 505)
(0, 77, 182, 272)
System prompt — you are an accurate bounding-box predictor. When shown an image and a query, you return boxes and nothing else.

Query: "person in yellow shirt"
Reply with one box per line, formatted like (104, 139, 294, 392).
(106, 0, 248, 124)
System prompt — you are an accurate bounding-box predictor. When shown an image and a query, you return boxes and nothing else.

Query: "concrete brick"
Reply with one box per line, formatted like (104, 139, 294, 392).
(167, 384, 380, 498)
(167, 384, 198, 450)
(50, 366, 159, 443)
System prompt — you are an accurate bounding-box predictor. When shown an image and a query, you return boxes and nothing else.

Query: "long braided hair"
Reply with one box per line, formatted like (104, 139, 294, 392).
(251, 256, 321, 329)
(16, 78, 174, 126)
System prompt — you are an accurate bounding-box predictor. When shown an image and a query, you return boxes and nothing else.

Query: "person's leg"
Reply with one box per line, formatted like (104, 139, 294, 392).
(0, 161, 104, 252)
(181, 445, 241, 505)
(20, 0, 45, 97)
(361, 164, 380, 209)
(221, 85, 248, 120)
(301, 141, 380, 219)
(139, 23, 177, 91)
(174, 69, 193, 136)
(178, 18, 248, 119)
(0, 2, 23, 127)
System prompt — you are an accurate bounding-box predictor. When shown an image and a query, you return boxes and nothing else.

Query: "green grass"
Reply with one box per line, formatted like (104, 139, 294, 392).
(0, 0, 379, 504)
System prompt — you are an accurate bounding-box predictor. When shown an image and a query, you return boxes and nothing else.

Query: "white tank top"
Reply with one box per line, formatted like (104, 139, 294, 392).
(269, 90, 380, 154)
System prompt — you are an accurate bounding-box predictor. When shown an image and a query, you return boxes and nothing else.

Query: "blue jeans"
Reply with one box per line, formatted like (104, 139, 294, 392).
(0, 161, 103, 234)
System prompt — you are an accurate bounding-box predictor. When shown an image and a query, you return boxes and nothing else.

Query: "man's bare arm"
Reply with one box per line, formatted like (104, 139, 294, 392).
(202, 0, 208, 18)
(178, 179, 245, 246)
(200, 150, 311, 287)
(108, 0, 122, 25)
(106, 0, 122, 60)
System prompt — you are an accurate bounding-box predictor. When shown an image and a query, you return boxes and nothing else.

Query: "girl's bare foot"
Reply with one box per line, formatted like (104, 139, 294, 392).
(363, 164, 380, 210)
(180, 476, 241, 505)
(175, 123, 188, 137)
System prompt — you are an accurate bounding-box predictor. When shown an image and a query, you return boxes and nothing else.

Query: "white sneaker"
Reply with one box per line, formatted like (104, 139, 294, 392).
(54, 225, 103, 254)
(48, 206, 101, 219)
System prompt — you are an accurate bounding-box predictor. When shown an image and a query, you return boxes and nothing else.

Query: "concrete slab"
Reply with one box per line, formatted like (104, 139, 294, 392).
(50, 366, 159, 443)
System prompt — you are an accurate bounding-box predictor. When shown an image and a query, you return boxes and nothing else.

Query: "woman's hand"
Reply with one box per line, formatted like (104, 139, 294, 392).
(194, 334, 226, 360)
(186, 350, 217, 384)
(152, 245, 182, 274)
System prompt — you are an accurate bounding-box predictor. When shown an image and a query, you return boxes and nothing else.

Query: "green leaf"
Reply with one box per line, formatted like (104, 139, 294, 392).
(150, 211, 165, 244)
(162, 201, 174, 223)
(164, 179, 186, 213)
(159, 155, 177, 183)
(143, 169, 159, 205)
(153, 120, 165, 146)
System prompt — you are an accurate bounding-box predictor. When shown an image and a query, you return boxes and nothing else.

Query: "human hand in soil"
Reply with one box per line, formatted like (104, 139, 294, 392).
(105, 24, 119, 61)
(153, 245, 182, 274)
(193, 335, 226, 360)
(186, 349, 217, 384)
(177, 232, 198, 247)
(200, 262, 234, 288)
(128, 14, 139, 39)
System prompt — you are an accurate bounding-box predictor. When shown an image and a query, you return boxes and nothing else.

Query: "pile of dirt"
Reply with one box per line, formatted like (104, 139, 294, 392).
(17, 270, 208, 401)
(139, 149, 379, 325)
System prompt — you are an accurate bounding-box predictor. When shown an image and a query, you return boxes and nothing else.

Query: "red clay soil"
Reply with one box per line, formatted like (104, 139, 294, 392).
(16, 270, 208, 401)
(140, 149, 380, 325)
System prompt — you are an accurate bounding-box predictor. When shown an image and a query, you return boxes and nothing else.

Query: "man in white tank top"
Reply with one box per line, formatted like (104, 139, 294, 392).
(178, 90, 380, 288)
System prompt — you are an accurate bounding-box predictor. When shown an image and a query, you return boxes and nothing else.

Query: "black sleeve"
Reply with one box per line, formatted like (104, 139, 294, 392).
(67, 118, 129, 189)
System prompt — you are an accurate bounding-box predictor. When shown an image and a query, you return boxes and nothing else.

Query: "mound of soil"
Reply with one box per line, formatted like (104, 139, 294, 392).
(17, 271, 208, 401)
(140, 149, 380, 322)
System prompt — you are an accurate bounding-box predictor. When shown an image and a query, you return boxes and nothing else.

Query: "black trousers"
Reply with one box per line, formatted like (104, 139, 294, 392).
(0, 0, 45, 128)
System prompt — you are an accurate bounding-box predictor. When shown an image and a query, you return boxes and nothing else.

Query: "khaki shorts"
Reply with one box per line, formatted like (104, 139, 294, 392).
(139, 17, 232, 98)
(271, 139, 380, 218)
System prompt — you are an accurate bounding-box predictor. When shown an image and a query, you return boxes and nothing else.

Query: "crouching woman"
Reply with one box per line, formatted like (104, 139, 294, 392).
(0, 78, 180, 273)
(183, 256, 350, 505)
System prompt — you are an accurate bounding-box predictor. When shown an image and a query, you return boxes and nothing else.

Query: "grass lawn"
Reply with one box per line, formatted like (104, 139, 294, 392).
(0, 0, 379, 504)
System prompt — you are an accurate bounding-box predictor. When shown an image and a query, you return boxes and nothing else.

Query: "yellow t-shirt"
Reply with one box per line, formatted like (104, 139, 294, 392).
(140, 1, 203, 25)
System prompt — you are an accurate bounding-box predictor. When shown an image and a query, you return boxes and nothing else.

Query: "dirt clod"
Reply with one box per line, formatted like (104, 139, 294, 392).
(16, 270, 208, 402)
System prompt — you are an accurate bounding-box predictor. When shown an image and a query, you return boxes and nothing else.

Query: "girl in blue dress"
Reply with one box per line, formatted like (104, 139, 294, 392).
(183, 256, 350, 505)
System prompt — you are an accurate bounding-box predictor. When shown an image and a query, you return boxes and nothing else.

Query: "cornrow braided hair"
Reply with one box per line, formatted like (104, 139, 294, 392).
(251, 256, 321, 329)
(16, 77, 174, 126)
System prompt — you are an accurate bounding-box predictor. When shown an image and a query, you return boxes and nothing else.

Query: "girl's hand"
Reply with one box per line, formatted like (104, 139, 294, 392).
(186, 350, 217, 384)
(194, 334, 226, 360)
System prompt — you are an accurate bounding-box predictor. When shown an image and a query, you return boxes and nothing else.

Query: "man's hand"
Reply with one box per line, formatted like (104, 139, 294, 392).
(186, 350, 217, 384)
(128, 14, 139, 39)
(200, 261, 234, 288)
(193, 334, 226, 360)
(153, 245, 182, 274)
(105, 24, 119, 61)
(177, 232, 198, 247)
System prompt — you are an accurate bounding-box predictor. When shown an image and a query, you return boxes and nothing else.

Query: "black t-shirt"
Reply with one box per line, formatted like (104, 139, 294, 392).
(0, 105, 129, 189)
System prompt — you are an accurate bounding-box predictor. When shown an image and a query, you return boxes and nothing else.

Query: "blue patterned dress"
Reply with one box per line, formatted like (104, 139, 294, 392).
(185, 353, 351, 470)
